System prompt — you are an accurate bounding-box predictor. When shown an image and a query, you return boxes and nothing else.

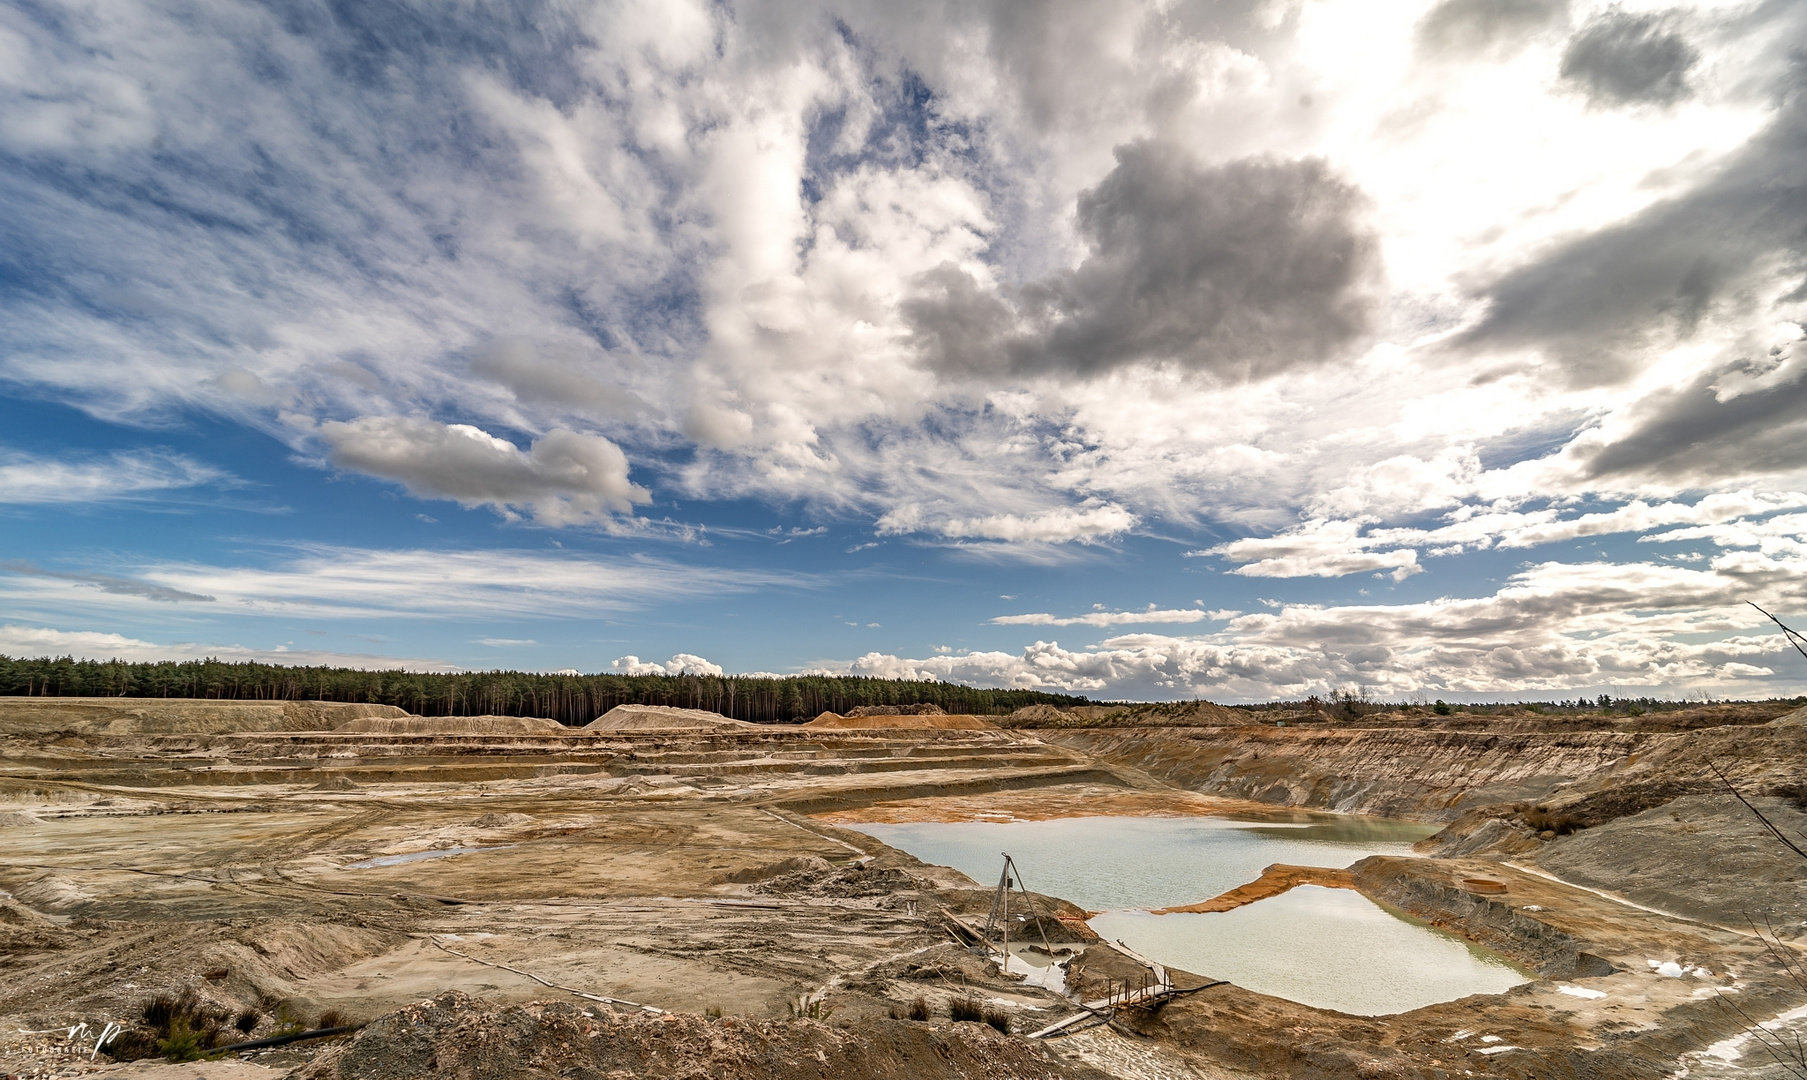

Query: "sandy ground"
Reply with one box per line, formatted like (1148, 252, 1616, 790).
(3, 698, 1806, 1078)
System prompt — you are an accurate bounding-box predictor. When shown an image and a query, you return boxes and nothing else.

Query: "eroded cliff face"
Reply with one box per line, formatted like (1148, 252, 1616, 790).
(1044, 719, 1807, 932)
(1042, 721, 1807, 825)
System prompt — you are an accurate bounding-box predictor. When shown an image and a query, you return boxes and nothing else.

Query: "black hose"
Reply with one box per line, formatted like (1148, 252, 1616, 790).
(216, 1024, 364, 1053)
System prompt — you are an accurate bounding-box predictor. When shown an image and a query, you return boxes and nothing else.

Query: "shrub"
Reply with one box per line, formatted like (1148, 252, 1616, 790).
(981, 1005, 1011, 1034)
(317, 1008, 352, 1030)
(1524, 806, 1585, 835)
(908, 996, 930, 1022)
(233, 1009, 261, 1035)
(949, 996, 984, 1024)
(109, 991, 232, 1062)
(1432, 700, 1452, 716)
(787, 996, 835, 1020)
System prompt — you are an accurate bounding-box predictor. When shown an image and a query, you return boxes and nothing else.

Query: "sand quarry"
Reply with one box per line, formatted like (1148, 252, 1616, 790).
(4, 696, 1807, 1079)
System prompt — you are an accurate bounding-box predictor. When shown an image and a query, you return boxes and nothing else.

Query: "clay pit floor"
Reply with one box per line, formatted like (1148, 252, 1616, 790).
(2, 701, 1805, 1079)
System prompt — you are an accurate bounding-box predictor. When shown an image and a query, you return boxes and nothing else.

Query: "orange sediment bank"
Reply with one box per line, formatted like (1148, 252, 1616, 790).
(1151, 864, 1356, 914)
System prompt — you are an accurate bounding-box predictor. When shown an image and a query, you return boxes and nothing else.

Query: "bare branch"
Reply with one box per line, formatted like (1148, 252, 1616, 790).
(1749, 601, 1807, 666)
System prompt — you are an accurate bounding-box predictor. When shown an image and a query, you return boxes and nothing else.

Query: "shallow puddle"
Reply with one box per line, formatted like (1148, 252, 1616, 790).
(848, 814, 1529, 1015)
(1093, 887, 1526, 1014)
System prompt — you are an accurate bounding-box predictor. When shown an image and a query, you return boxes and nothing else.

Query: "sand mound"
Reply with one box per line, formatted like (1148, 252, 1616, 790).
(718, 854, 834, 884)
(802, 712, 995, 730)
(583, 704, 759, 731)
(336, 715, 566, 734)
(0, 698, 408, 736)
(1771, 704, 1807, 726)
(301, 993, 1093, 1080)
(1006, 704, 1072, 725)
(0, 811, 37, 827)
(844, 703, 946, 717)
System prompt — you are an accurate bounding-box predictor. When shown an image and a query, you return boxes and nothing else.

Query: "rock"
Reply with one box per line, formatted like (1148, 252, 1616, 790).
(471, 812, 533, 828)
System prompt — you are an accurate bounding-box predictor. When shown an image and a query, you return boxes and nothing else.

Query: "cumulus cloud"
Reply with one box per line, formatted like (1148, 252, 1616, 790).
(1559, 10, 1698, 106)
(823, 540, 1807, 699)
(0, 449, 226, 504)
(907, 143, 1380, 381)
(1, 0, 1799, 554)
(1212, 519, 1424, 580)
(10, 0, 1807, 701)
(319, 417, 650, 526)
(611, 653, 725, 676)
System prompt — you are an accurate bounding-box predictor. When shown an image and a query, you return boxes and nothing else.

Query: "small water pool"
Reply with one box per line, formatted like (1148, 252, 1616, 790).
(847, 814, 1528, 1015)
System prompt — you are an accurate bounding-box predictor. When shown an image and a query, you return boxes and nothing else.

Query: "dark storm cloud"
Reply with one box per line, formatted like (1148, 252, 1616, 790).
(1583, 361, 1807, 483)
(905, 141, 1380, 381)
(1559, 10, 1699, 106)
(1416, 0, 1569, 57)
(1456, 59, 1807, 386)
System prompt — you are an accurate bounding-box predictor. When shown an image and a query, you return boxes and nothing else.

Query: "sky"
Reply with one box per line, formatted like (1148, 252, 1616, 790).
(3, 0, 1807, 703)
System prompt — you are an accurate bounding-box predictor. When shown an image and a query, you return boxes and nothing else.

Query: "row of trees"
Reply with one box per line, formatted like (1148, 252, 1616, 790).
(0, 654, 1092, 725)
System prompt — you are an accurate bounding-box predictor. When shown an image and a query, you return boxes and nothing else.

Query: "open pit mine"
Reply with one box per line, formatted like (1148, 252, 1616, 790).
(4, 695, 1807, 1080)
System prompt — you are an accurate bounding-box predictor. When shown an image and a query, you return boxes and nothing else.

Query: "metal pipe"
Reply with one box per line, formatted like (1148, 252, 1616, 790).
(214, 1024, 364, 1053)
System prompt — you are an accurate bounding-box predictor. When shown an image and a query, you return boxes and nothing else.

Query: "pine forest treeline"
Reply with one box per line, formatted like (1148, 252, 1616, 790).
(0, 655, 1091, 724)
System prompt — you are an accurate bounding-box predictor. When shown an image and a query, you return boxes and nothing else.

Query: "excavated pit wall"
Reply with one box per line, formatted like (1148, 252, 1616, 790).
(1043, 722, 1807, 824)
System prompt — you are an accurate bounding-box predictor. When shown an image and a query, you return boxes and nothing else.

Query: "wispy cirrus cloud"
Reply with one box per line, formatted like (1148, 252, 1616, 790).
(0, 449, 227, 505)
(0, 561, 214, 603)
(0, 546, 802, 621)
(990, 606, 1230, 628)
(1202, 492, 1807, 579)
(0, 624, 462, 671)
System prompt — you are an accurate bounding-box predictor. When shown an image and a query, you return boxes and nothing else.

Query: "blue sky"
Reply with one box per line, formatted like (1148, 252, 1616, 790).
(3, 0, 1807, 702)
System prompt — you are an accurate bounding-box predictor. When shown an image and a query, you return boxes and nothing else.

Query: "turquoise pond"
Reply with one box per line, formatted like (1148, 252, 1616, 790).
(846, 815, 1530, 1015)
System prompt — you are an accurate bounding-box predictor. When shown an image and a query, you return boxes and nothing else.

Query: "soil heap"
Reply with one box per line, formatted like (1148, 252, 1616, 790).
(582, 703, 764, 731)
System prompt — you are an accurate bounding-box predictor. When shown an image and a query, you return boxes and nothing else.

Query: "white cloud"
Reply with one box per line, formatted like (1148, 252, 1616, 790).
(819, 511, 1807, 699)
(991, 607, 1221, 628)
(5, 0, 1807, 702)
(877, 502, 1137, 543)
(823, 560, 1807, 701)
(0, 546, 794, 621)
(1204, 492, 1807, 579)
(0, 448, 226, 504)
(611, 653, 725, 677)
(319, 417, 649, 527)
(0, 623, 460, 671)
(8, 0, 1791, 549)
